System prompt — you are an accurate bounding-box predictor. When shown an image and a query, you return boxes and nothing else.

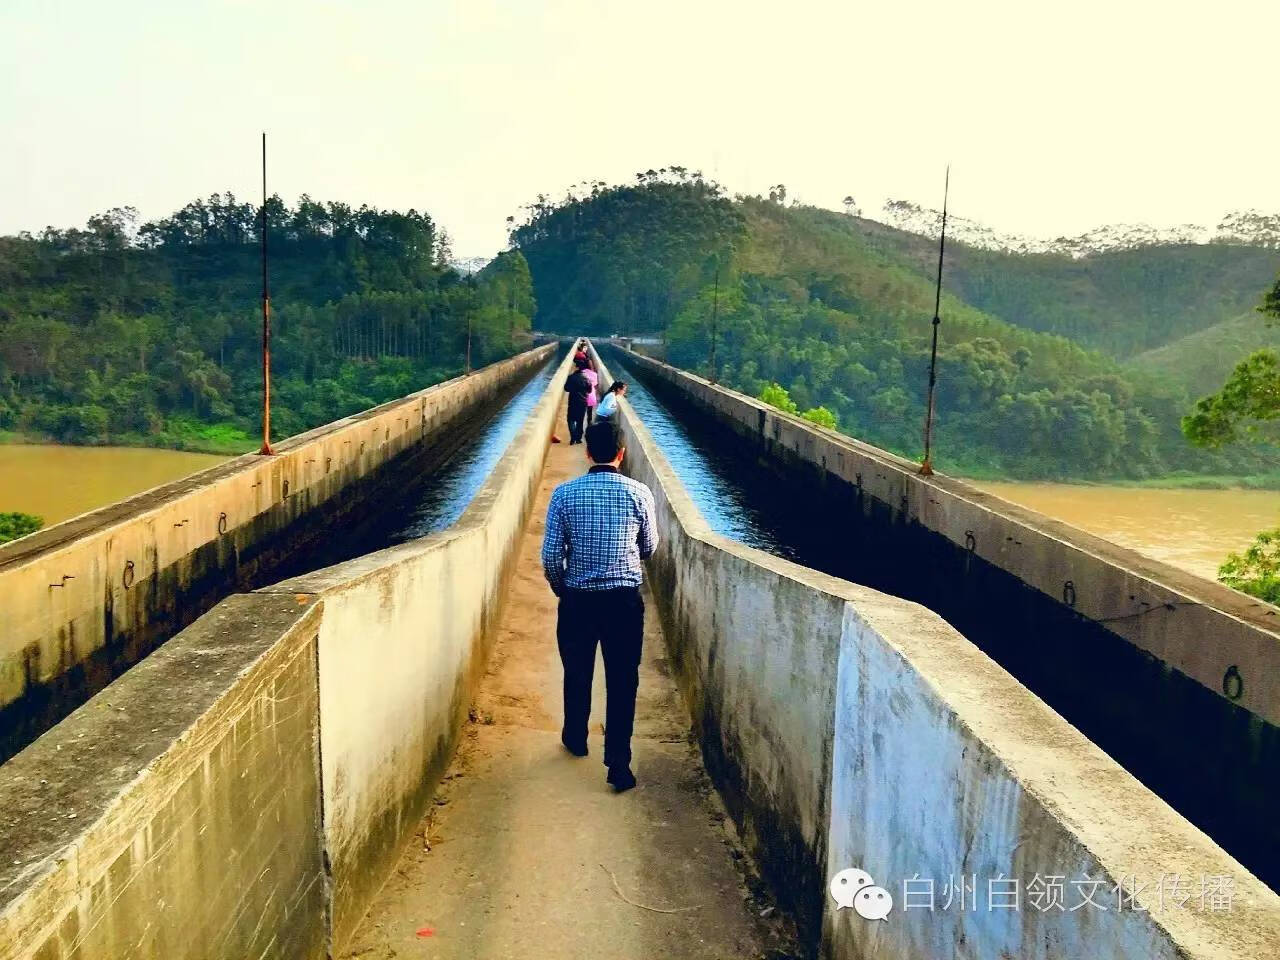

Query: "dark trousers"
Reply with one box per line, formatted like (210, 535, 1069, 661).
(556, 587, 644, 767)
(567, 398, 587, 443)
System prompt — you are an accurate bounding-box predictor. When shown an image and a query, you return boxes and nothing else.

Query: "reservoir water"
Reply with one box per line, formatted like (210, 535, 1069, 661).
(972, 481, 1277, 581)
(0, 445, 228, 527)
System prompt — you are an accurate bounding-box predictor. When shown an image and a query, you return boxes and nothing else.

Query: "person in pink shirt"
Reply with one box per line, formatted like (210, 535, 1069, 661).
(581, 359, 599, 425)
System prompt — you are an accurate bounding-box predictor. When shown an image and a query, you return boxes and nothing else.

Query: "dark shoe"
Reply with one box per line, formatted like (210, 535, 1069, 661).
(606, 765, 636, 792)
(561, 732, 588, 757)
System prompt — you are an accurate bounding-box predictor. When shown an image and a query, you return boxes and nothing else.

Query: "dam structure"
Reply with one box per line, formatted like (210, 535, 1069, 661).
(0, 340, 1278, 960)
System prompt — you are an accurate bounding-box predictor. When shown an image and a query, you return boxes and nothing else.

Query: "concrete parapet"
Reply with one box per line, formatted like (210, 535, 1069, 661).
(612, 345, 1280, 890)
(0, 593, 326, 960)
(258, 344, 575, 951)
(590, 345, 1280, 959)
(0, 344, 555, 762)
(615, 348, 1280, 727)
(0, 345, 573, 959)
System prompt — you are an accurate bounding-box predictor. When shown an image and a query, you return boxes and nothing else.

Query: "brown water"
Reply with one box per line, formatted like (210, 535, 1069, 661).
(0, 445, 228, 527)
(973, 481, 1276, 581)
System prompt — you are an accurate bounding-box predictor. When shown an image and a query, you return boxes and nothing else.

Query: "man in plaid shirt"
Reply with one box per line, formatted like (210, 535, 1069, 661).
(541, 419, 657, 792)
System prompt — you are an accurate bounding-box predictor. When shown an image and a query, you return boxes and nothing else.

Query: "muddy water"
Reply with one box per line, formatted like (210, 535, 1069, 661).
(972, 481, 1278, 581)
(0, 445, 228, 527)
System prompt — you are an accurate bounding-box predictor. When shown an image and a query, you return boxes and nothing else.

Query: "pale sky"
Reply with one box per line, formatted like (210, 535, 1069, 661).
(2, 0, 1278, 257)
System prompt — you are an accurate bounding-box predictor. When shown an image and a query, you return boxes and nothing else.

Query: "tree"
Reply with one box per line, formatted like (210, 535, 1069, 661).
(0, 191, 532, 451)
(479, 250, 535, 351)
(803, 406, 838, 428)
(1218, 529, 1280, 604)
(1180, 273, 1280, 602)
(1183, 273, 1280, 449)
(758, 382, 798, 414)
(0, 512, 43, 544)
(1182, 350, 1280, 447)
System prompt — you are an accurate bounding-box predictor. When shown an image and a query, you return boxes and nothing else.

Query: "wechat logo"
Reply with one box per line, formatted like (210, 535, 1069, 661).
(830, 867, 894, 921)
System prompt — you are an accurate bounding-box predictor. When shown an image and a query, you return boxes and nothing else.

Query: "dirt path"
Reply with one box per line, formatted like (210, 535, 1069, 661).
(342, 418, 793, 960)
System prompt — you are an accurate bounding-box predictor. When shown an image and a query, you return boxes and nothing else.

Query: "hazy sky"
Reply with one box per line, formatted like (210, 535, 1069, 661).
(3, 0, 1277, 257)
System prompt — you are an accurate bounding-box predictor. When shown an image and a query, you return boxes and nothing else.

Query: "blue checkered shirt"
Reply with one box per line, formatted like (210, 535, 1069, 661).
(541, 466, 657, 594)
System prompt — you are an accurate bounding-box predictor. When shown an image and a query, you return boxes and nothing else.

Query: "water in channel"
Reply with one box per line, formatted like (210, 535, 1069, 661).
(604, 351, 798, 561)
(385, 358, 558, 543)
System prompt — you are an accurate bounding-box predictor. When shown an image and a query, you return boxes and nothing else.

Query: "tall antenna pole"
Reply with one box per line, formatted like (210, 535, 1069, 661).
(708, 263, 720, 383)
(259, 132, 274, 455)
(919, 165, 949, 476)
(465, 275, 476, 373)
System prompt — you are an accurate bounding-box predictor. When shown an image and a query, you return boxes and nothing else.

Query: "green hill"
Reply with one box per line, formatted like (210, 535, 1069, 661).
(512, 172, 1278, 481)
(1129, 312, 1280, 397)
(835, 211, 1279, 357)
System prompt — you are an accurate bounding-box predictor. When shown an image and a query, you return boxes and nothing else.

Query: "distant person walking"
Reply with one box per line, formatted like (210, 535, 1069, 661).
(581, 360, 599, 425)
(564, 357, 592, 444)
(541, 420, 657, 792)
(596, 381, 627, 420)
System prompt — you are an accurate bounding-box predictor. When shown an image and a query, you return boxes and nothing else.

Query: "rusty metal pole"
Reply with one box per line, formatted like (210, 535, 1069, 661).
(919, 165, 949, 477)
(259, 132, 274, 455)
(465, 275, 476, 373)
(708, 264, 720, 383)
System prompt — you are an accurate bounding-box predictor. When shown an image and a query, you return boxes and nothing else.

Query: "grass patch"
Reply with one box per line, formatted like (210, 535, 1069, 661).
(0, 421, 254, 456)
(148, 418, 257, 455)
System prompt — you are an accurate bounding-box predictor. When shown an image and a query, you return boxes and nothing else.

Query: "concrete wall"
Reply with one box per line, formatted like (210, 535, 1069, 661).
(0, 594, 326, 960)
(0, 344, 555, 763)
(590, 345, 1280, 960)
(611, 345, 1280, 890)
(258, 343, 575, 951)
(0, 346, 573, 959)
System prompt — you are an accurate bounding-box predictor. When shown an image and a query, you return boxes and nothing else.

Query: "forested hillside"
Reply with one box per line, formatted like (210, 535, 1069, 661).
(511, 172, 1278, 481)
(856, 215, 1278, 356)
(0, 195, 534, 452)
(512, 172, 742, 335)
(1130, 312, 1280, 397)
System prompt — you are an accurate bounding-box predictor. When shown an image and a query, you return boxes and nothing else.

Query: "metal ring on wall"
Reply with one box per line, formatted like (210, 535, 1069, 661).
(122, 560, 135, 589)
(965, 531, 976, 553)
(282, 479, 290, 498)
(1062, 581, 1077, 607)
(218, 512, 228, 535)
(1222, 665, 1244, 701)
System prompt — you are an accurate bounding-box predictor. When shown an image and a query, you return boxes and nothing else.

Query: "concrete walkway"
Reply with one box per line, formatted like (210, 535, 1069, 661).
(341, 426, 793, 959)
